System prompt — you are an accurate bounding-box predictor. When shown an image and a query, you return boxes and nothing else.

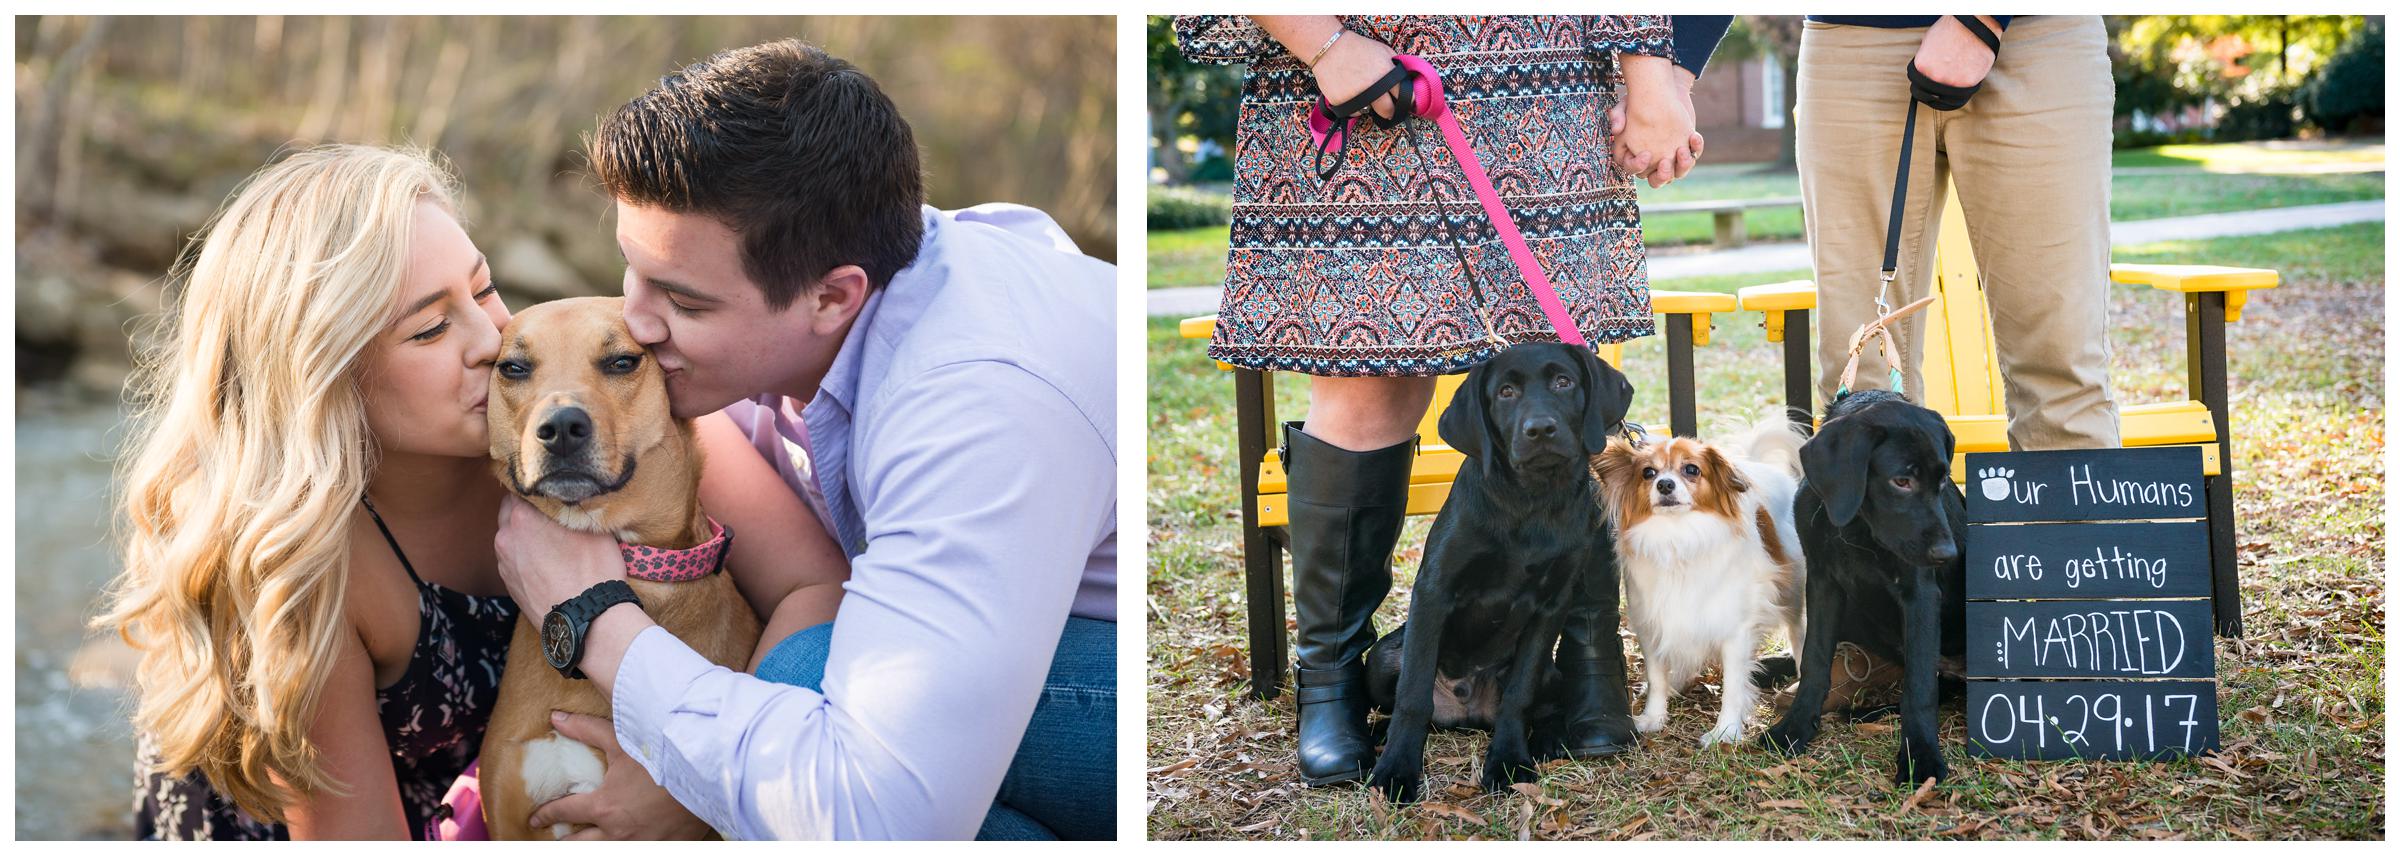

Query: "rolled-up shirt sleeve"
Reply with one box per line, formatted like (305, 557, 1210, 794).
(612, 360, 1114, 839)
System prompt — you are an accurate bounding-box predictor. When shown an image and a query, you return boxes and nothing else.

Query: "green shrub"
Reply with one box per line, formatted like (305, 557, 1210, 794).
(1148, 185, 1232, 229)
(1190, 152, 1235, 184)
(2216, 93, 2298, 142)
(2301, 19, 2383, 134)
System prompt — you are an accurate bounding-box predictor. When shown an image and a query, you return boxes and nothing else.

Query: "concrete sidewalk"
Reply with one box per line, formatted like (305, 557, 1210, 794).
(1147, 199, 2387, 316)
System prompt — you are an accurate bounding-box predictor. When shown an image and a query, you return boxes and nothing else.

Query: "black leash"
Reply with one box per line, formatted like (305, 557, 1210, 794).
(1848, 15, 2005, 401)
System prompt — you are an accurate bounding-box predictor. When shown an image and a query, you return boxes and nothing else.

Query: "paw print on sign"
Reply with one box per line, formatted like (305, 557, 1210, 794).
(1977, 467, 2016, 502)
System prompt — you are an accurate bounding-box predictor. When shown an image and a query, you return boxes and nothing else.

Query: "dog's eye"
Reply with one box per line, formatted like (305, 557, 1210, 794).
(1891, 476, 1915, 491)
(1496, 384, 1519, 400)
(497, 359, 530, 380)
(603, 354, 642, 375)
(1682, 463, 1701, 477)
(1551, 374, 1574, 390)
(1641, 466, 1656, 480)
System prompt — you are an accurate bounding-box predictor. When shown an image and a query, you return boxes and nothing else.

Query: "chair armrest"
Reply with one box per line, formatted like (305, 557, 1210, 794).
(1650, 290, 1738, 346)
(1736, 280, 1818, 342)
(2110, 264, 2279, 322)
(1180, 315, 1218, 339)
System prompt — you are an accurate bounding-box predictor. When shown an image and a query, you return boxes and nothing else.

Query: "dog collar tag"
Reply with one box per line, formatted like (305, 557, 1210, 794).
(621, 518, 734, 582)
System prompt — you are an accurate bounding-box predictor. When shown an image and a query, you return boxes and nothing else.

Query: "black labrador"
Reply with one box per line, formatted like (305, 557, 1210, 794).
(1758, 389, 1967, 786)
(1362, 342, 1633, 803)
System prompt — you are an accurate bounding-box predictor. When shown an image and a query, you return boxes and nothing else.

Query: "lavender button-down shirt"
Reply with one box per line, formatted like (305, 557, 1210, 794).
(610, 204, 1116, 839)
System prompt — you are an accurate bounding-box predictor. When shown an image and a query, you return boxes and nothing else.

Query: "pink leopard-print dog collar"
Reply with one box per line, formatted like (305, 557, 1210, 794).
(621, 518, 733, 582)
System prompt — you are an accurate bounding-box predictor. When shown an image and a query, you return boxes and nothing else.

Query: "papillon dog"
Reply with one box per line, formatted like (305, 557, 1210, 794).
(1593, 414, 1809, 746)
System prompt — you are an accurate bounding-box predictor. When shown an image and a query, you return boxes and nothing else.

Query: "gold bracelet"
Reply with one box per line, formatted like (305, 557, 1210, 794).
(1306, 28, 1346, 68)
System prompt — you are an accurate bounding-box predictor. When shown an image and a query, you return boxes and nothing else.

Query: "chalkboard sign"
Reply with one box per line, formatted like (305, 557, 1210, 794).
(1964, 446, 2206, 524)
(1967, 680, 2220, 760)
(1966, 599, 2214, 679)
(1967, 520, 2211, 599)
(1962, 448, 2220, 762)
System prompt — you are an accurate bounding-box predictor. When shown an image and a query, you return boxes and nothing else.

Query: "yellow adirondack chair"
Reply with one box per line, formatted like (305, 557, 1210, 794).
(1178, 291, 1736, 699)
(1736, 178, 2277, 638)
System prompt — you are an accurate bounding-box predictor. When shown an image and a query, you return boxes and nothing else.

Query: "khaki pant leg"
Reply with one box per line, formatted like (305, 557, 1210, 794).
(1939, 16, 2122, 450)
(1796, 21, 1951, 408)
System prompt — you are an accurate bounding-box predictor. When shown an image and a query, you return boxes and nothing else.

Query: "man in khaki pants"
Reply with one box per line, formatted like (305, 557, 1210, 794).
(1797, 15, 2120, 451)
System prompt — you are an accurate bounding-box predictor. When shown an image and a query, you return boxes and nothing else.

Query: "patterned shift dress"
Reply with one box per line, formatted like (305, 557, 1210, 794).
(134, 500, 517, 840)
(1175, 15, 1675, 376)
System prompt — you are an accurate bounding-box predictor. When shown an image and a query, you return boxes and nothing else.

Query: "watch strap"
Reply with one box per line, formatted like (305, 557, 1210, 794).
(551, 579, 640, 679)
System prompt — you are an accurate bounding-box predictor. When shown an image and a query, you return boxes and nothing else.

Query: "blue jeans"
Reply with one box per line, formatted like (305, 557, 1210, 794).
(754, 617, 1116, 840)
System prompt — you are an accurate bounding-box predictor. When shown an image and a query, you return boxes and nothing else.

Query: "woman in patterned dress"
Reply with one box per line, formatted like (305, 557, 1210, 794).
(1173, 15, 1728, 786)
(95, 145, 828, 838)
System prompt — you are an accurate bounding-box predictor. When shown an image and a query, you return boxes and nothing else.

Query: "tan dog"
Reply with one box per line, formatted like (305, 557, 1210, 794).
(480, 296, 762, 839)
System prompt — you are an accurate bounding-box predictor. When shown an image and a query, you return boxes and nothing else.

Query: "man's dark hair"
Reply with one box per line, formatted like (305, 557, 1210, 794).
(590, 39, 924, 309)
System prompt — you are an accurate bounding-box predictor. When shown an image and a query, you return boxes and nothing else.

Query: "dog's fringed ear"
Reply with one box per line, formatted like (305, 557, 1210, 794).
(1800, 416, 1874, 526)
(1574, 347, 1636, 455)
(1436, 366, 1495, 476)
(1702, 445, 1752, 494)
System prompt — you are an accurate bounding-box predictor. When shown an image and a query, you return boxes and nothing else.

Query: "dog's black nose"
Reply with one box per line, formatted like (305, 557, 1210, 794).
(1655, 478, 1676, 495)
(1522, 417, 1559, 441)
(536, 406, 593, 455)
(1927, 540, 1959, 563)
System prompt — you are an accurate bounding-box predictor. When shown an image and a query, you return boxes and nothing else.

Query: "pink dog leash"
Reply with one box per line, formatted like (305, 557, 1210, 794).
(1308, 54, 1588, 348)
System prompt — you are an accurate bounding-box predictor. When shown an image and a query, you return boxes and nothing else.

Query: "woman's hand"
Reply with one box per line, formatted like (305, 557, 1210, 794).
(526, 711, 715, 840)
(1309, 31, 1402, 119)
(1254, 16, 1401, 119)
(1612, 54, 1703, 188)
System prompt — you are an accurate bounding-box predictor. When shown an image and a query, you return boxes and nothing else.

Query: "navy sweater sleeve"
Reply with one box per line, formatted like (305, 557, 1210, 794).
(1804, 16, 2014, 30)
(1669, 16, 1735, 78)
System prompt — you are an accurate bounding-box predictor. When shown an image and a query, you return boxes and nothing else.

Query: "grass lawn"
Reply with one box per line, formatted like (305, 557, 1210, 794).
(1148, 142, 2385, 288)
(1145, 222, 2385, 840)
(2111, 140, 2388, 170)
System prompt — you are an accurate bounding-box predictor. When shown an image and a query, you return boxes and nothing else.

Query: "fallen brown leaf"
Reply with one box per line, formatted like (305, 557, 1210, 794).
(1417, 802, 1487, 826)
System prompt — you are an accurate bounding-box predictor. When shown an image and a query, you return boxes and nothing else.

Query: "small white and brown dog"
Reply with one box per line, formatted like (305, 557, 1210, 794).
(1593, 414, 1808, 747)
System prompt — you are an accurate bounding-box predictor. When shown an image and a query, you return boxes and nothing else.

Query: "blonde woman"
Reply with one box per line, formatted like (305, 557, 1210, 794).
(98, 145, 841, 839)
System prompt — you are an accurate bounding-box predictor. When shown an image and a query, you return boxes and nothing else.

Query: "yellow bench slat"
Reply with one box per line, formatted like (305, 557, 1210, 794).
(2110, 264, 2279, 322)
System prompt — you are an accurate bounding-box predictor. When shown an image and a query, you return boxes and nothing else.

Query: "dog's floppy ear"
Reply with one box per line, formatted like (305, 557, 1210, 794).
(1436, 366, 1495, 476)
(1908, 403, 1957, 464)
(1574, 347, 1635, 455)
(1800, 415, 1875, 526)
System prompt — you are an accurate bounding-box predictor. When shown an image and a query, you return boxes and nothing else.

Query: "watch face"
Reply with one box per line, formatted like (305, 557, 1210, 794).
(542, 609, 576, 670)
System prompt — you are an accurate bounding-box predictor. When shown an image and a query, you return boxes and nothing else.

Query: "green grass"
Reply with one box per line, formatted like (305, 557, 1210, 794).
(1151, 226, 1233, 291)
(2110, 141, 2388, 170)
(1151, 162, 2383, 288)
(1146, 223, 2385, 840)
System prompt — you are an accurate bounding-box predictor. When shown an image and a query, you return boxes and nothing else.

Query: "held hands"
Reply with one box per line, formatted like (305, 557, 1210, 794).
(1610, 55, 1704, 188)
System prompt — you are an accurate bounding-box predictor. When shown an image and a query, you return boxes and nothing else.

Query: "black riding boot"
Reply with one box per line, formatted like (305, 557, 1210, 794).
(1553, 604, 1640, 758)
(1282, 422, 1414, 786)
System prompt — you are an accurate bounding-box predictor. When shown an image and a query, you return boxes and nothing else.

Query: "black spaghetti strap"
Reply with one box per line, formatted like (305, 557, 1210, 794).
(360, 496, 428, 587)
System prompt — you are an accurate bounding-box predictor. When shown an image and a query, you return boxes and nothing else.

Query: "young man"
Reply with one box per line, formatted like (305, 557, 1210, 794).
(493, 39, 1116, 840)
(1796, 15, 2121, 450)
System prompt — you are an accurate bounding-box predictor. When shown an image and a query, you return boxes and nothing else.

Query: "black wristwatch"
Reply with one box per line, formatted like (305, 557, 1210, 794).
(541, 580, 641, 680)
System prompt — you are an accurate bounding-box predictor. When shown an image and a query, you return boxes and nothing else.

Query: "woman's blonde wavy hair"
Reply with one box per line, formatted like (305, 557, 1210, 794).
(96, 144, 462, 822)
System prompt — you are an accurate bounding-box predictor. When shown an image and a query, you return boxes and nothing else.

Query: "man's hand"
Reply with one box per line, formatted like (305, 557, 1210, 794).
(1912, 16, 2000, 90)
(494, 495, 624, 622)
(527, 710, 715, 840)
